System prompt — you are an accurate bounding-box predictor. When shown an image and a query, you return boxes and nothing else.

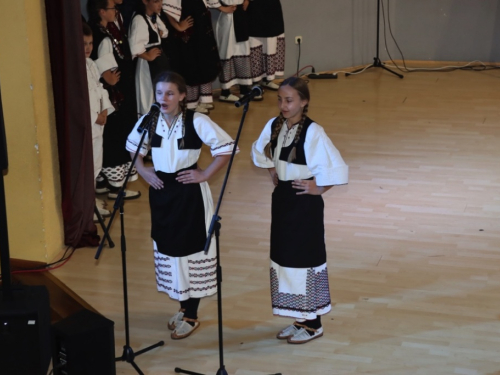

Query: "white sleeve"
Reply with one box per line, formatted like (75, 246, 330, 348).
(157, 17, 169, 39)
(192, 113, 239, 156)
(125, 115, 153, 156)
(95, 37, 118, 74)
(251, 118, 276, 169)
(304, 123, 348, 186)
(128, 16, 149, 58)
(206, 0, 223, 8)
(211, 0, 241, 6)
(90, 61, 115, 117)
(162, 0, 182, 22)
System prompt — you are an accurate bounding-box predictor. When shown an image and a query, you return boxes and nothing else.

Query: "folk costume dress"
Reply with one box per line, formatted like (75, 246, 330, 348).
(129, 12, 169, 116)
(251, 117, 348, 319)
(126, 110, 238, 300)
(90, 14, 139, 188)
(209, 0, 255, 90)
(247, 0, 285, 82)
(162, 0, 221, 108)
(86, 58, 114, 181)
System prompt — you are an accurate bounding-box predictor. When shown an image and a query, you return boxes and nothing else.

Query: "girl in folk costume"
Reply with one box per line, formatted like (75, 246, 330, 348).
(126, 71, 238, 339)
(83, 22, 115, 216)
(161, 0, 221, 114)
(87, 0, 141, 200)
(209, 0, 263, 103)
(247, 0, 285, 90)
(251, 77, 348, 344)
(129, 0, 170, 116)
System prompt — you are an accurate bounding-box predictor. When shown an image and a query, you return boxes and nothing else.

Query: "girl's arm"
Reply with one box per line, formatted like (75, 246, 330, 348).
(166, 14, 194, 32)
(138, 48, 162, 61)
(176, 155, 231, 184)
(268, 167, 278, 186)
(292, 178, 332, 195)
(130, 152, 164, 190)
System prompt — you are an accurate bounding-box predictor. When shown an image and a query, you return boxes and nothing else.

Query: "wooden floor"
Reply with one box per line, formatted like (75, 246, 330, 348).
(51, 66, 500, 375)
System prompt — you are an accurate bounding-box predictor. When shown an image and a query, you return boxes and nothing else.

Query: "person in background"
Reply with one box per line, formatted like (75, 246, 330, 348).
(129, 0, 170, 116)
(87, 0, 141, 200)
(247, 0, 285, 90)
(161, 0, 220, 114)
(83, 22, 115, 220)
(210, 0, 263, 103)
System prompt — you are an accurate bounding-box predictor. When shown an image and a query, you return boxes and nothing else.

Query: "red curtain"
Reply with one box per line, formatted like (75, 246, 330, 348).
(45, 0, 99, 247)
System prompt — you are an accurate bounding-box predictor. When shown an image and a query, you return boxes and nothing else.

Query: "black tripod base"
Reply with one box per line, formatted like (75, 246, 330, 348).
(346, 57, 403, 78)
(174, 367, 281, 375)
(174, 367, 207, 375)
(174, 367, 231, 375)
(116, 341, 164, 375)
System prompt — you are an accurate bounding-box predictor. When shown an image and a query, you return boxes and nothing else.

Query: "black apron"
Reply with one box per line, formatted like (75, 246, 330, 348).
(149, 111, 206, 257)
(271, 179, 326, 269)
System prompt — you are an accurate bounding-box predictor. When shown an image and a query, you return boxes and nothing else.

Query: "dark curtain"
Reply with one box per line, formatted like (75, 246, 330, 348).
(45, 0, 99, 247)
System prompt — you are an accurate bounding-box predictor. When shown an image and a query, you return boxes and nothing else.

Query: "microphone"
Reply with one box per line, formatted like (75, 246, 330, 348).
(137, 102, 161, 132)
(234, 86, 263, 108)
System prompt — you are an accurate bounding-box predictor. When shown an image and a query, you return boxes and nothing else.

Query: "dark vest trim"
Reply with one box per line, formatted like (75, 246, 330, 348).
(137, 14, 170, 82)
(139, 14, 160, 46)
(177, 110, 202, 150)
(151, 110, 202, 150)
(270, 117, 314, 166)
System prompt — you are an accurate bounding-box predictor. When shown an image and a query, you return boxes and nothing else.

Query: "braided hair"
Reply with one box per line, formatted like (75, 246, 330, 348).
(264, 77, 310, 162)
(151, 71, 188, 148)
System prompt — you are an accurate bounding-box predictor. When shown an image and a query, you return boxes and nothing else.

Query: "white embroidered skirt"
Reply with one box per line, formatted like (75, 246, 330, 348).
(270, 260, 331, 320)
(154, 244, 217, 301)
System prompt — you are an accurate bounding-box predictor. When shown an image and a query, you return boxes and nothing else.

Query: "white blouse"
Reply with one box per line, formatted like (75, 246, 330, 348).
(95, 37, 118, 75)
(86, 58, 114, 125)
(128, 14, 168, 58)
(126, 112, 239, 173)
(251, 117, 348, 186)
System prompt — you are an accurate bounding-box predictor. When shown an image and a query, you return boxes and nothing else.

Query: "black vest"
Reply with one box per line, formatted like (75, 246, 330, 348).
(270, 117, 314, 165)
(151, 110, 202, 150)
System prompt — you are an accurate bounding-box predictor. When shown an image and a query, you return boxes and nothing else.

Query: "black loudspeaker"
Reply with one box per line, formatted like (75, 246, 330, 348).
(51, 308, 116, 375)
(0, 285, 51, 375)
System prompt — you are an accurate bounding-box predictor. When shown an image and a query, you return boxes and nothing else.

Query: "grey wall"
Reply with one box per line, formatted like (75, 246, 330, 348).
(282, 0, 500, 75)
(80, 0, 500, 76)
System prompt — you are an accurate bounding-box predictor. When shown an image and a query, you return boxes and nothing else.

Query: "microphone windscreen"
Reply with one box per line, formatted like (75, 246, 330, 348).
(252, 86, 263, 96)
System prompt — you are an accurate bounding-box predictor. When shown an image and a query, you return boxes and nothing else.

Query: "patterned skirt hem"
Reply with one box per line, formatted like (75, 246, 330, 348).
(272, 304, 331, 320)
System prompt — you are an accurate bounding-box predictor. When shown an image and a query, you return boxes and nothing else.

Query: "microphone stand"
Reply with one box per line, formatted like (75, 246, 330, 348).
(346, 0, 403, 79)
(174, 100, 281, 375)
(95, 116, 164, 375)
(94, 205, 114, 248)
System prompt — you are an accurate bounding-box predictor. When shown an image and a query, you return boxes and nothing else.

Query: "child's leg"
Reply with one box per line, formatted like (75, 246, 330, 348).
(91, 124, 104, 185)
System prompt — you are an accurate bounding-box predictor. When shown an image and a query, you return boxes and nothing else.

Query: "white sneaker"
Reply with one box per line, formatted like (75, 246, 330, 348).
(261, 80, 279, 90)
(287, 326, 324, 344)
(199, 103, 214, 110)
(219, 94, 239, 103)
(97, 206, 111, 217)
(95, 198, 106, 209)
(95, 186, 110, 194)
(171, 319, 200, 340)
(240, 94, 263, 101)
(107, 189, 141, 200)
(168, 310, 184, 330)
(194, 105, 209, 114)
(276, 323, 302, 339)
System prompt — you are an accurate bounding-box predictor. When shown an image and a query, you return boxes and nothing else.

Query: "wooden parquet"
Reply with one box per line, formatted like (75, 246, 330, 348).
(51, 66, 500, 375)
